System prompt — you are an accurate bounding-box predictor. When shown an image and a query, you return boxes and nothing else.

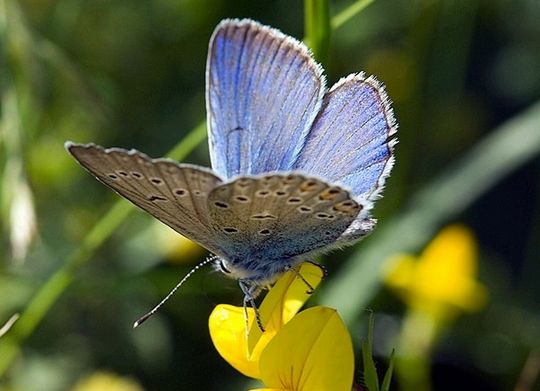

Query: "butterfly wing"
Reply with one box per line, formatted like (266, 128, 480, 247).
(207, 173, 361, 281)
(66, 142, 225, 255)
(293, 73, 397, 208)
(206, 19, 325, 179)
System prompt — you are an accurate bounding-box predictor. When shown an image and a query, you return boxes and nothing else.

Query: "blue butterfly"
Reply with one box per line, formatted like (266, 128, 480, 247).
(66, 19, 397, 327)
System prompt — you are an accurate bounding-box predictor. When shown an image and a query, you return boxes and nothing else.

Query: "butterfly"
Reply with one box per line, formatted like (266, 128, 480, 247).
(66, 19, 397, 328)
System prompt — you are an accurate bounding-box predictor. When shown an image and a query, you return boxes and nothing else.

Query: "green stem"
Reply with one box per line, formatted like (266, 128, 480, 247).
(331, 0, 375, 30)
(395, 310, 436, 391)
(304, 0, 331, 66)
(166, 120, 207, 161)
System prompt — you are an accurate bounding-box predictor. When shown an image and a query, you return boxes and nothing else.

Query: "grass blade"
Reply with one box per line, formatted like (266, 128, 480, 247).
(362, 313, 379, 391)
(331, 0, 375, 30)
(304, 0, 331, 65)
(381, 349, 395, 391)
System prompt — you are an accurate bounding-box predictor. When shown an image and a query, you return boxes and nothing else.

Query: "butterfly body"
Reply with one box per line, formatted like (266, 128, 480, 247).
(66, 18, 397, 312)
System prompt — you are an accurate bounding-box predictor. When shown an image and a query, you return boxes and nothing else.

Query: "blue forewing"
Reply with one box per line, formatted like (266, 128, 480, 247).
(206, 19, 325, 179)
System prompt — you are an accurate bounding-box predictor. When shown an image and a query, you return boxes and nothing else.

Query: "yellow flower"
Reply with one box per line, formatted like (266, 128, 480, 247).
(209, 262, 354, 391)
(209, 262, 324, 378)
(385, 224, 487, 320)
(70, 371, 144, 391)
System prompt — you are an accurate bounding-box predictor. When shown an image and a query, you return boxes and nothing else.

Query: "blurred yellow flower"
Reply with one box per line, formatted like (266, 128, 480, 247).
(154, 222, 205, 264)
(386, 225, 489, 391)
(70, 371, 144, 391)
(385, 224, 488, 320)
(209, 262, 354, 390)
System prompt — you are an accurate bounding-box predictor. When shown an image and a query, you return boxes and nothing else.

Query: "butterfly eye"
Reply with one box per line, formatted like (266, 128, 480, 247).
(219, 259, 231, 274)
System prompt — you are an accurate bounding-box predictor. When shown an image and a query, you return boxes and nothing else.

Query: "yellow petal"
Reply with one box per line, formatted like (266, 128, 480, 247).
(208, 304, 260, 378)
(416, 225, 485, 309)
(258, 307, 354, 391)
(248, 262, 324, 355)
(421, 225, 477, 277)
(249, 389, 286, 391)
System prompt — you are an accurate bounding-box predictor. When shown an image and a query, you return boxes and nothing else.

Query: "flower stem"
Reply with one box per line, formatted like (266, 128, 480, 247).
(331, 0, 375, 30)
(304, 0, 331, 66)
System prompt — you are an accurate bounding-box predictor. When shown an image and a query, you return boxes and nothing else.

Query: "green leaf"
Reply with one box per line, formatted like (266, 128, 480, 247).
(362, 313, 379, 391)
(381, 349, 395, 391)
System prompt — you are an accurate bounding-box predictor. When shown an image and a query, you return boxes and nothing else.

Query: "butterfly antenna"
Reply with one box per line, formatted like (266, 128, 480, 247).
(133, 255, 218, 328)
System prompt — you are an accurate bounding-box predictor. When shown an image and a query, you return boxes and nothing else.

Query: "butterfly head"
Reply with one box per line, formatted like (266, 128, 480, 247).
(214, 256, 234, 276)
(212, 252, 299, 287)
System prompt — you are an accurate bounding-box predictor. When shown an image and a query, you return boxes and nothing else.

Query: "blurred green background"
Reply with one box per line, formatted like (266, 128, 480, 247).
(1, 0, 539, 390)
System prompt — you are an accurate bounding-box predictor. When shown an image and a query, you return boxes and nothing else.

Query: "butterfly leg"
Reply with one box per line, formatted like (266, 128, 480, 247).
(239, 280, 265, 334)
(287, 266, 316, 294)
(286, 261, 327, 294)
